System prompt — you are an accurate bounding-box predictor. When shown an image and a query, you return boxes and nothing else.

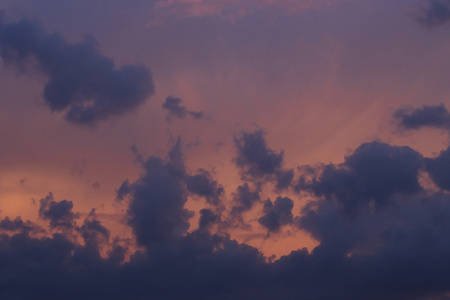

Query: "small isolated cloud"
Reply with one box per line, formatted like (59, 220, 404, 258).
(0, 15, 154, 125)
(394, 104, 450, 130)
(416, 0, 450, 28)
(162, 96, 203, 121)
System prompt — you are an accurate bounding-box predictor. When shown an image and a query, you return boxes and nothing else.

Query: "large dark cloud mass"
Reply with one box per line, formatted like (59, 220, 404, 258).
(4, 137, 450, 299)
(0, 15, 154, 125)
(297, 141, 423, 217)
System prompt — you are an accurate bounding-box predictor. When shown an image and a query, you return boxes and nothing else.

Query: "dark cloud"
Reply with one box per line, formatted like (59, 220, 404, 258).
(275, 169, 294, 191)
(186, 169, 224, 206)
(297, 141, 424, 217)
(229, 183, 261, 226)
(416, 0, 450, 28)
(292, 192, 450, 299)
(258, 196, 293, 234)
(38, 193, 79, 230)
(0, 216, 36, 232)
(198, 208, 218, 229)
(5, 140, 450, 299)
(425, 146, 450, 190)
(234, 130, 283, 179)
(125, 142, 192, 247)
(0, 15, 154, 125)
(233, 130, 294, 191)
(79, 209, 110, 246)
(116, 179, 131, 201)
(394, 104, 450, 130)
(162, 96, 204, 121)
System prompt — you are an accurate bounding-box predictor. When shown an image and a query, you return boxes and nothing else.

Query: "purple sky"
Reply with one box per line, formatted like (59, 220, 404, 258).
(1, 0, 450, 299)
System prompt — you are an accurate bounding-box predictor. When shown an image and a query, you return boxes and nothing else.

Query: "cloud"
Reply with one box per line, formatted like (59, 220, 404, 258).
(229, 183, 261, 226)
(198, 208, 219, 229)
(162, 96, 204, 121)
(275, 169, 294, 191)
(293, 191, 450, 299)
(186, 169, 224, 206)
(5, 138, 450, 299)
(394, 104, 450, 130)
(297, 141, 424, 217)
(234, 130, 283, 179)
(233, 130, 294, 190)
(416, 0, 450, 28)
(425, 146, 450, 190)
(0, 216, 37, 232)
(0, 15, 154, 125)
(79, 209, 110, 247)
(121, 141, 193, 247)
(38, 192, 79, 230)
(258, 196, 294, 234)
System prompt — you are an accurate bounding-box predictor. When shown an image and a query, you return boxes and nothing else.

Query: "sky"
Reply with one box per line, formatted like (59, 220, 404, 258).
(1, 0, 450, 299)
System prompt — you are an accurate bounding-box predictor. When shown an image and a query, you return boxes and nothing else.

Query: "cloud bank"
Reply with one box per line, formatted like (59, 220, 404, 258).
(2, 128, 450, 299)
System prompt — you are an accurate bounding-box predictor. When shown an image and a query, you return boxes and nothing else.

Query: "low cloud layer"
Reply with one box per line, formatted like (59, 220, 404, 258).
(0, 15, 154, 125)
(4, 135, 450, 299)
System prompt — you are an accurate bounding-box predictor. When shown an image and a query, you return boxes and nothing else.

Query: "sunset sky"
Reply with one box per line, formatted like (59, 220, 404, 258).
(1, 0, 450, 299)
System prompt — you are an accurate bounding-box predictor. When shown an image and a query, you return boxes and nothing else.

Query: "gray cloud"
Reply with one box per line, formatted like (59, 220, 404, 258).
(425, 146, 450, 190)
(162, 96, 204, 121)
(297, 141, 424, 218)
(234, 130, 283, 179)
(258, 196, 294, 234)
(38, 192, 79, 230)
(234, 130, 293, 190)
(186, 169, 224, 206)
(394, 104, 450, 131)
(4, 139, 450, 299)
(0, 15, 154, 125)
